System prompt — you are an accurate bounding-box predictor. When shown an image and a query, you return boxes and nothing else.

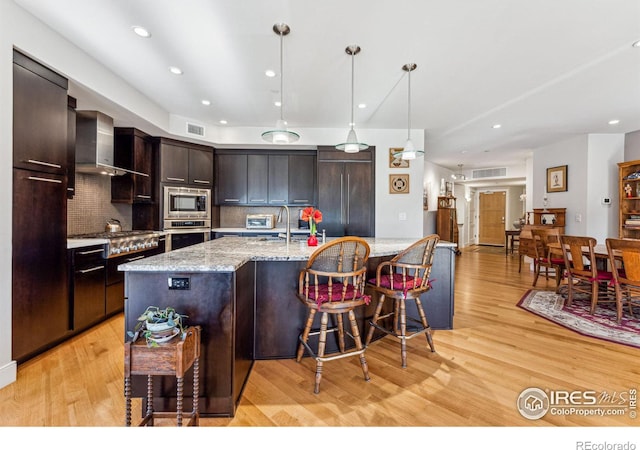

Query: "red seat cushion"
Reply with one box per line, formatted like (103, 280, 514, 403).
(306, 283, 370, 306)
(368, 273, 423, 290)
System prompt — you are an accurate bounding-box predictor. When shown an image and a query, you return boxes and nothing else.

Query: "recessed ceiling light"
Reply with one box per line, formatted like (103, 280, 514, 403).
(358, 103, 366, 109)
(219, 120, 227, 125)
(132, 26, 151, 38)
(609, 119, 620, 125)
(492, 124, 502, 129)
(274, 101, 281, 107)
(169, 66, 183, 75)
(633, 40, 640, 48)
(201, 100, 211, 106)
(265, 69, 276, 77)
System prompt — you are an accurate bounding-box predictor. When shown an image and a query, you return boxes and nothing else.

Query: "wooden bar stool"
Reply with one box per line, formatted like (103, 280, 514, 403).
(365, 235, 439, 368)
(295, 237, 371, 394)
(124, 325, 201, 426)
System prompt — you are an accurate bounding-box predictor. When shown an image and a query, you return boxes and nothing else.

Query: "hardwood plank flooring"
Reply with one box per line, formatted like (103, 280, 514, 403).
(1, 246, 638, 433)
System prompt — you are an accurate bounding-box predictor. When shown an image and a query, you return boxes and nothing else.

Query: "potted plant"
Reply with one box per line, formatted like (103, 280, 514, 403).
(127, 306, 188, 346)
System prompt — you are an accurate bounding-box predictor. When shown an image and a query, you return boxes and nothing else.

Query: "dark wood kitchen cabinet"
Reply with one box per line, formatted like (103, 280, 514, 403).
(156, 137, 214, 187)
(247, 154, 268, 204)
(317, 147, 375, 237)
(13, 170, 70, 362)
(67, 96, 76, 199)
(288, 154, 316, 205)
(215, 150, 316, 206)
(216, 152, 248, 204)
(69, 245, 106, 331)
(245, 153, 289, 205)
(112, 128, 154, 203)
(12, 51, 70, 363)
(13, 50, 68, 175)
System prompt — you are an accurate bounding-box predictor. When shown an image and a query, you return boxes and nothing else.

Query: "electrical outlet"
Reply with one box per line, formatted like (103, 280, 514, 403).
(399, 212, 407, 221)
(575, 213, 582, 223)
(168, 277, 190, 290)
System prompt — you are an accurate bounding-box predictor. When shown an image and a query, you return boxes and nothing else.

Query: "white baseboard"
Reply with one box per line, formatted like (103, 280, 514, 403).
(0, 360, 17, 389)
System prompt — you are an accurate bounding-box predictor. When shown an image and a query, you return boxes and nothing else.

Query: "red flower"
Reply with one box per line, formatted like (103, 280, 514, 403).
(301, 207, 322, 224)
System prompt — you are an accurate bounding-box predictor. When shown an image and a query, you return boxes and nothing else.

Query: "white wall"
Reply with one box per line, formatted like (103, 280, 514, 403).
(532, 133, 623, 241)
(0, 0, 16, 389)
(586, 134, 624, 242)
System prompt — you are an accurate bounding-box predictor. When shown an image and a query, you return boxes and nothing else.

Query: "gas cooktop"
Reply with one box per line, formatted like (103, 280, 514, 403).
(69, 230, 159, 239)
(69, 231, 161, 258)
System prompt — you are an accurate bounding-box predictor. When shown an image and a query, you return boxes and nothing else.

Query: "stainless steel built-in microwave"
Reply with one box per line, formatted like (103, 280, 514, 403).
(163, 186, 211, 228)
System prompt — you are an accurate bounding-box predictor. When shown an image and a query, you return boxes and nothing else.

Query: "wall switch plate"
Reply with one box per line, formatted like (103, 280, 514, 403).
(168, 277, 190, 290)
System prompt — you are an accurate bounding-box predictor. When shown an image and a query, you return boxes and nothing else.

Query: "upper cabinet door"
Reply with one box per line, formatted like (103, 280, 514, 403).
(288, 154, 316, 206)
(189, 148, 213, 186)
(247, 154, 268, 204)
(160, 143, 189, 184)
(13, 52, 68, 175)
(268, 154, 288, 205)
(216, 153, 248, 204)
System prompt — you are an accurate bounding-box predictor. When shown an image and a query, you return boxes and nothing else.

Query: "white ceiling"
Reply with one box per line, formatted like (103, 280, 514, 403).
(13, 0, 640, 171)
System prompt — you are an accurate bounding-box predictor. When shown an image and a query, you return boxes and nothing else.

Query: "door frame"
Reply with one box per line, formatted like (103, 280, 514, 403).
(473, 188, 509, 246)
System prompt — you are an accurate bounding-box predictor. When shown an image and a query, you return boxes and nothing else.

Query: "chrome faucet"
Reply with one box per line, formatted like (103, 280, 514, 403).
(277, 205, 291, 247)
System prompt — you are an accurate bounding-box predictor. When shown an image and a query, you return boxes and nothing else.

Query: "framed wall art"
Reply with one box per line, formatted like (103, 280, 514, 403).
(389, 174, 410, 194)
(547, 165, 568, 193)
(389, 148, 410, 168)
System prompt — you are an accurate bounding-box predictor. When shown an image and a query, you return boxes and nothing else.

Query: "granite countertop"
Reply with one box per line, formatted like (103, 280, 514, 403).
(67, 238, 109, 249)
(118, 236, 457, 273)
(212, 227, 310, 234)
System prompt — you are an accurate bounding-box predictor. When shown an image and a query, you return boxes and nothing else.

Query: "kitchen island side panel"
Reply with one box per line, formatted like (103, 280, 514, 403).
(253, 247, 455, 359)
(124, 262, 254, 417)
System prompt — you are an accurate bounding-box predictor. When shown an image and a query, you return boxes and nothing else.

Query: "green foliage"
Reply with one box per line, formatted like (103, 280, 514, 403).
(126, 306, 188, 346)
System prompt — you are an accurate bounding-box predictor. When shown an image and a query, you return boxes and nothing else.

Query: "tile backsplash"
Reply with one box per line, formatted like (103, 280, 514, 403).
(67, 173, 132, 235)
(220, 205, 304, 229)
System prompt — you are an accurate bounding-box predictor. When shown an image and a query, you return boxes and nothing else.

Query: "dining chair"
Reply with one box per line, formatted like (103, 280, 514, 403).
(365, 234, 439, 368)
(518, 227, 536, 273)
(295, 236, 371, 394)
(531, 228, 565, 292)
(605, 238, 640, 323)
(558, 235, 615, 315)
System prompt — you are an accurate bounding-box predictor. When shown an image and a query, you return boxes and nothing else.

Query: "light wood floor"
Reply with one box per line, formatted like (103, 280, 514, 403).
(1, 245, 638, 428)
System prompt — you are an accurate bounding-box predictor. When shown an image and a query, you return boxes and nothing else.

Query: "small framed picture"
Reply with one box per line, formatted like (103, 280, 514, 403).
(547, 165, 568, 193)
(389, 148, 410, 168)
(389, 174, 410, 194)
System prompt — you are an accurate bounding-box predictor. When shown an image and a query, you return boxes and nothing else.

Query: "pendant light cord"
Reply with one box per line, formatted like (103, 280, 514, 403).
(407, 68, 411, 140)
(350, 50, 355, 130)
(279, 30, 284, 122)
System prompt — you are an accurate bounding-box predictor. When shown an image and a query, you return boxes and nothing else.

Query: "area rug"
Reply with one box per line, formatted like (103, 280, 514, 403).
(517, 288, 640, 349)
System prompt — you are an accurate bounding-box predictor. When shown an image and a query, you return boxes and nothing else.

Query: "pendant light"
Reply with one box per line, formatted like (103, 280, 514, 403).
(262, 23, 300, 144)
(336, 45, 368, 152)
(452, 164, 466, 180)
(393, 63, 424, 160)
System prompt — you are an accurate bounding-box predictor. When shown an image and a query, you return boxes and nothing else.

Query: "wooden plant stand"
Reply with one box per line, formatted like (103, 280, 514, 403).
(124, 325, 201, 426)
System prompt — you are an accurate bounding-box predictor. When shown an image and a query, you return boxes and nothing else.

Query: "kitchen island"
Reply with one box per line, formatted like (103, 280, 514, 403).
(119, 236, 456, 417)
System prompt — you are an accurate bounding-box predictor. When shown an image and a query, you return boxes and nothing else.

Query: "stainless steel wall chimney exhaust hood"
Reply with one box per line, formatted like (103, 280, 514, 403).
(75, 110, 147, 177)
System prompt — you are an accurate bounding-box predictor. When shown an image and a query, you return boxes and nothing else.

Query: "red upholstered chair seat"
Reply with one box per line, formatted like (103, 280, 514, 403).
(306, 283, 370, 306)
(368, 273, 422, 290)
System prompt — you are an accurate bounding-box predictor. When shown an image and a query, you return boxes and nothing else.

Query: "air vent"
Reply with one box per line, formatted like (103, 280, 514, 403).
(472, 167, 507, 179)
(186, 122, 205, 137)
